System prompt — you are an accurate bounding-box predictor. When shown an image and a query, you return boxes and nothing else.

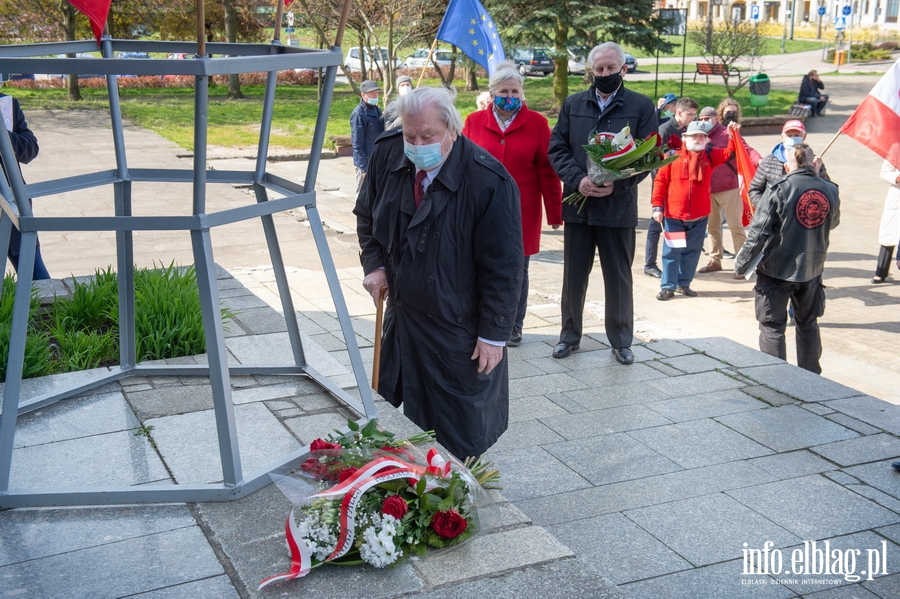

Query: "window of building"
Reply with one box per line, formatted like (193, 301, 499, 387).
(888, 0, 899, 22)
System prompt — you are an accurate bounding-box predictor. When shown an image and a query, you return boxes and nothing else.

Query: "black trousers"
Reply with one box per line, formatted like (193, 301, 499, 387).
(754, 272, 826, 374)
(560, 222, 635, 350)
(644, 218, 662, 269)
(874, 245, 895, 280)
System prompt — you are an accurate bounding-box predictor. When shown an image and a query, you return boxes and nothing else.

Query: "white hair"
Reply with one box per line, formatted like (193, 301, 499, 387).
(398, 86, 463, 134)
(587, 42, 626, 71)
(488, 61, 524, 92)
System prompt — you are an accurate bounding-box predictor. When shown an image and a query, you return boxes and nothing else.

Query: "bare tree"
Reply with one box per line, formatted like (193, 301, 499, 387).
(689, 17, 763, 96)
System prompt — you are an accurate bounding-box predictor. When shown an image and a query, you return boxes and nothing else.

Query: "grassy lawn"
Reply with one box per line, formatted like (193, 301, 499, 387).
(12, 75, 798, 151)
(624, 37, 826, 59)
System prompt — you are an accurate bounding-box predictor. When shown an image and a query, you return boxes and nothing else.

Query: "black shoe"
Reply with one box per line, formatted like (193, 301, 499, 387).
(723, 250, 736, 259)
(892, 461, 900, 472)
(508, 326, 523, 347)
(644, 266, 662, 278)
(552, 341, 579, 359)
(872, 276, 886, 284)
(612, 347, 634, 365)
(676, 286, 697, 297)
(657, 288, 675, 301)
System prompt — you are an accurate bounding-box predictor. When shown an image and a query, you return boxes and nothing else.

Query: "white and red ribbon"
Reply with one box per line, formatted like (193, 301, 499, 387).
(258, 449, 452, 590)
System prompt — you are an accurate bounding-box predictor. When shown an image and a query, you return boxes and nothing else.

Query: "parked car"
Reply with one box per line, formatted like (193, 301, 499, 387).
(402, 48, 453, 69)
(511, 48, 555, 77)
(118, 52, 150, 60)
(49, 53, 104, 79)
(567, 49, 638, 75)
(344, 47, 401, 72)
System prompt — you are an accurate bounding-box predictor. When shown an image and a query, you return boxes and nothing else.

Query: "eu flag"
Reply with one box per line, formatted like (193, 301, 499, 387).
(436, 0, 506, 76)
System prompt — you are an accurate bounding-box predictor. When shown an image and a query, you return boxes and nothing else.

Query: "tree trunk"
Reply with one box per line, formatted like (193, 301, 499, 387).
(357, 31, 367, 81)
(223, 0, 244, 99)
(584, 31, 597, 86)
(448, 46, 457, 82)
(384, 13, 395, 95)
(465, 67, 477, 91)
(60, 1, 81, 101)
(552, 19, 569, 111)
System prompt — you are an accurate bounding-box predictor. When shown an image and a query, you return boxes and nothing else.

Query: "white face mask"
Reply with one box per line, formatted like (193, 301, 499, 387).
(783, 136, 804, 148)
(398, 85, 411, 96)
(366, 96, 380, 106)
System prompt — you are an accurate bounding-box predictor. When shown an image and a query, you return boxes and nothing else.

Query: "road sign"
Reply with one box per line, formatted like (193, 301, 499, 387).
(842, 5, 852, 15)
(285, 27, 295, 33)
(818, 6, 826, 15)
(834, 15, 846, 29)
(750, 4, 760, 20)
(287, 11, 294, 27)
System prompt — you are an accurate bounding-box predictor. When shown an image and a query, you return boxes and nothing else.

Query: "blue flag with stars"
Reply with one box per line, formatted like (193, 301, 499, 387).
(436, 0, 505, 76)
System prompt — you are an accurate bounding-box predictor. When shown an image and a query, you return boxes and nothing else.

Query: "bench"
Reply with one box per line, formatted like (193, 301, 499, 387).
(789, 103, 813, 117)
(694, 62, 742, 83)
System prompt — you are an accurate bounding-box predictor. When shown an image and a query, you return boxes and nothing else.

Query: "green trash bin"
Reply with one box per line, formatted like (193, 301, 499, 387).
(749, 73, 770, 115)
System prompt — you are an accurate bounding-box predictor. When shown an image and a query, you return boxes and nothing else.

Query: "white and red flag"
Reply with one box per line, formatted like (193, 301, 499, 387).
(664, 231, 687, 248)
(66, 0, 111, 44)
(840, 57, 900, 170)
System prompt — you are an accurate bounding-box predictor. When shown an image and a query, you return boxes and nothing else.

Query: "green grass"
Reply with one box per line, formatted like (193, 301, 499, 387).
(624, 36, 826, 59)
(13, 75, 798, 151)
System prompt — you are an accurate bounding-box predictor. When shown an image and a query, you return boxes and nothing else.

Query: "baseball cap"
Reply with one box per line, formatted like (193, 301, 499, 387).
(782, 119, 806, 134)
(661, 93, 678, 105)
(699, 106, 718, 118)
(360, 80, 380, 93)
(396, 75, 412, 86)
(683, 121, 708, 137)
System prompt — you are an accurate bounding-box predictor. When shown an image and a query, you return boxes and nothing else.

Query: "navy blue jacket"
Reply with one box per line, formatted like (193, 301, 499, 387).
(350, 100, 383, 173)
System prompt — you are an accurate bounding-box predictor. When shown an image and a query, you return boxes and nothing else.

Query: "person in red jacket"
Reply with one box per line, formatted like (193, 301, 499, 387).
(652, 120, 738, 300)
(462, 60, 563, 346)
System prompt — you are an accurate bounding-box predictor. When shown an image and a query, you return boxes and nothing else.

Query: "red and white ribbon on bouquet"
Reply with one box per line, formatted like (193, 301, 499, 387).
(258, 450, 451, 590)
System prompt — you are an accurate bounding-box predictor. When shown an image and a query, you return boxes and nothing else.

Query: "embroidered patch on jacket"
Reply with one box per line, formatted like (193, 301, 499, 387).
(795, 189, 830, 229)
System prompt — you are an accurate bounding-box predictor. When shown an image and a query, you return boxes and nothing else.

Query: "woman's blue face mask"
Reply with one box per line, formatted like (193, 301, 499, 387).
(493, 95, 522, 112)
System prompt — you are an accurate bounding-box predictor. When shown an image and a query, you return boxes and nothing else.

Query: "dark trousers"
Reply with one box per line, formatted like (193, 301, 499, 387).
(515, 255, 530, 329)
(560, 222, 635, 350)
(754, 272, 825, 374)
(875, 245, 894, 280)
(644, 218, 661, 269)
(8, 227, 50, 280)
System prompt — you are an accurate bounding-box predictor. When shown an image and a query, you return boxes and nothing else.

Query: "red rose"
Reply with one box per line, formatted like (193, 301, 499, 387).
(649, 132, 661, 146)
(300, 457, 327, 478)
(338, 467, 358, 482)
(310, 438, 341, 452)
(666, 134, 682, 151)
(382, 495, 409, 519)
(431, 509, 468, 539)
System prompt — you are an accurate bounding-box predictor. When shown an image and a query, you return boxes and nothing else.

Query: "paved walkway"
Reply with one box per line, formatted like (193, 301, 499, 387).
(1, 55, 900, 598)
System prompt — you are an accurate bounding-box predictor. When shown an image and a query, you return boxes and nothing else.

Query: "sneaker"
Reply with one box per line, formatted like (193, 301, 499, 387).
(723, 250, 736, 259)
(644, 266, 662, 278)
(508, 326, 522, 347)
(733, 272, 744, 280)
(676, 286, 698, 297)
(698, 261, 722, 274)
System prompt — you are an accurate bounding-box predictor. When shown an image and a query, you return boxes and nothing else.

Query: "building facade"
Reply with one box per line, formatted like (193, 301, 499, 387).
(662, 0, 899, 30)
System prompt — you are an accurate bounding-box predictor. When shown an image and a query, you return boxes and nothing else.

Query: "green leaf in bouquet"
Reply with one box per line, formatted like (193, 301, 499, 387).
(630, 153, 681, 174)
(421, 492, 443, 511)
(347, 419, 360, 432)
(361, 418, 379, 437)
(415, 476, 427, 496)
(604, 135, 660, 171)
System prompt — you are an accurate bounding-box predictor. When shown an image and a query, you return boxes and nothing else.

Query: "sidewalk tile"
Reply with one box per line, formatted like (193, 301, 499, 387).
(748, 451, 838, 480)
(621, 559, 794, 599)
(548, 513, 692, 584)
(645, 388, 768, 423)
(624, 493, 801, 566)
(660, 353, 727, 374)
(509, 372, 590, 399)
(739, 364, 862, 402)
(811, 434, 900, 467)
(544, 433, 682, 485)
(644, 370, 747, 397)
(643, 340, 696, 357)
(563, 381, 668, 411)
(129, 576, 239, 598)
(488, 420, 566, 453)
(541, 404, 672, 439)
(683, 337, 785, 368)
(727, 475, 899, 539)
(508, 395, 569, 423)
(717, 405, 858, 452)
(12, 391, 139, 448)
(629, 419, 773, 469)
(569, 362, 668, 388)
(823, 396, 900, 436)
(485, 446, 591, 502)
(842, 460, 900, 501)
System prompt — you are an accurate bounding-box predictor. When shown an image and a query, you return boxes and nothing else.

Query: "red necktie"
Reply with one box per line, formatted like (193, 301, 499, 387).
(413, 170, 427, 208)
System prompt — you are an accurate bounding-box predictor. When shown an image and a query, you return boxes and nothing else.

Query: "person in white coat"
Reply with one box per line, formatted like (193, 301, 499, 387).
(872, 160, 900, 284)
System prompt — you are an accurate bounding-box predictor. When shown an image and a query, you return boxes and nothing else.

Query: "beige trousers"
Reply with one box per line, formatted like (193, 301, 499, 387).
(708, 187, 747, 262)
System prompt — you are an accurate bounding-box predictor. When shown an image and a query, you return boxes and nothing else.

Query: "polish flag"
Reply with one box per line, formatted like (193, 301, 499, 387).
(66, 0, 111, 44)
(664, 231, 687, 248)
(840, 57, 900, 170)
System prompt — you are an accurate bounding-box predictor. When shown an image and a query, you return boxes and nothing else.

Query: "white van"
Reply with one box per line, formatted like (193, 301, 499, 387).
(344, 47, 400, 72)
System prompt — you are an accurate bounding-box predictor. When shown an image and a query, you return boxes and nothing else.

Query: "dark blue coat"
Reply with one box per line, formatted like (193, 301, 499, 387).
(350, 100, 383, 173)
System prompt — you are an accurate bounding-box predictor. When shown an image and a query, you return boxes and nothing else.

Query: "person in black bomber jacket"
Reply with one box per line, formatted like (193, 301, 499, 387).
(735, 144, 840, 374)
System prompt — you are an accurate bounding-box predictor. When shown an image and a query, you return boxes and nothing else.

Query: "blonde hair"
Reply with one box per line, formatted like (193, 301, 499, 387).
(717, 98, 742, 123)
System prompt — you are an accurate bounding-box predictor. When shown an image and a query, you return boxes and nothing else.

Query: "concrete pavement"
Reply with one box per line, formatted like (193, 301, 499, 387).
(1, 52, 900, 598)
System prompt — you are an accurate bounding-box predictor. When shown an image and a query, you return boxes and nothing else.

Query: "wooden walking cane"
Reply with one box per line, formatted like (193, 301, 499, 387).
(371, 286, 388, 391)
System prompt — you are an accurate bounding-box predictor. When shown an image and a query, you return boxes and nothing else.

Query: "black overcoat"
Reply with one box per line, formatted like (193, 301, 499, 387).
(354, 129, 523, 458)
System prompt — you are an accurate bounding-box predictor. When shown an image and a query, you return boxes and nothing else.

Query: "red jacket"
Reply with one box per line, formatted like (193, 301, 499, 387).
(652, 143, 734, 221)
(707, 122, 762, 193)
(463, 105, 562, 256)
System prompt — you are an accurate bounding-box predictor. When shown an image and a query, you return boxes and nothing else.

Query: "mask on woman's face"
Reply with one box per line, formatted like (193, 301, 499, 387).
(722, 112, 738, 125)
(783, 136, 804, 148)
(404, 131, 450, 170)
(493, 95, 523, 112)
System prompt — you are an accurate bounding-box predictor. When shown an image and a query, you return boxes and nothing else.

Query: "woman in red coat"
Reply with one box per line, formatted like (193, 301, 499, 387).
(462, 61, 563, 346)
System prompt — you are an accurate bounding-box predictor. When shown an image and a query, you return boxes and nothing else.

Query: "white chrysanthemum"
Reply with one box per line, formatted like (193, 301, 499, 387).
(359, 513, 401, 568)
(296, 510, 338, 561)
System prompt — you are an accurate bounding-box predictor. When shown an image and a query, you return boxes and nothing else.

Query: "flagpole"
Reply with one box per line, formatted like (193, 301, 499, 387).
(417, 39, 440, 88)
(196, 0, 206, 56)
(273, 0, 285, 43)
(335, 0, 353, 47)
(817, 130, 842, 158)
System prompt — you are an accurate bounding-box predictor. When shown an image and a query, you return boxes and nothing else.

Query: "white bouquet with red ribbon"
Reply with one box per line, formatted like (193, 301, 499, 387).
(260, 419, 500, 590)
(564, 125, 680, 213)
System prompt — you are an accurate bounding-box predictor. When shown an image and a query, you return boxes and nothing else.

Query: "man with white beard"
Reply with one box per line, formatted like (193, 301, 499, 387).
(651, 120, 740, 300)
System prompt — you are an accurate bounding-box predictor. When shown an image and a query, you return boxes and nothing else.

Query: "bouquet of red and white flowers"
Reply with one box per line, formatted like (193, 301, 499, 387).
(259, 419, 500, 590)
(564, 125, 681, 213)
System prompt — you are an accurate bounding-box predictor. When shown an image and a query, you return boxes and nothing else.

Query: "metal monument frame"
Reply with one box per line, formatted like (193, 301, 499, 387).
(0, 31, 377, 508)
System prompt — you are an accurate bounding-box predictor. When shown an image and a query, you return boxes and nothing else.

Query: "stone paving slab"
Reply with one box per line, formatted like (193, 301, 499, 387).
(12, 390, 139, 448)
(823, 396, 900, 437)
(543, 433, 682, 486)
(841, 460, 900, 502)
(628, 418, 773, 469)
(748, 451, 839, 480)
(485, 446, 592, 502)
(539, 404, 673, 439)
(645, 388, 769, 423)
(811, 434, 900, 468)
(716, 405, 859, 453)
(726, 475, 900, 539)
(620, 559, 796, 599)
(130, 575, 240, 598)
(682, 337, 786, 369)
(739, 364, 864, 403)
(642, 370, 747, 398)
(548, 512, 692, 585)
(624, 493, 802, 567)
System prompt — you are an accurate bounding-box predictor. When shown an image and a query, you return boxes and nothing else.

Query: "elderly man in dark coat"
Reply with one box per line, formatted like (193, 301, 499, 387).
(354, 86, 523, 459)
(548, 42, 658, 364)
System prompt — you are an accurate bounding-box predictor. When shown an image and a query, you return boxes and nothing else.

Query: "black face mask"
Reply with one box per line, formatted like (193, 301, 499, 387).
(722, 113, 738, 126)
(591, 71, 623, 95)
